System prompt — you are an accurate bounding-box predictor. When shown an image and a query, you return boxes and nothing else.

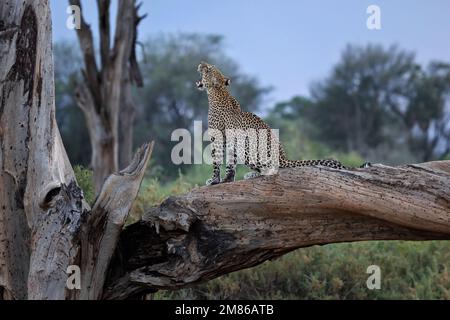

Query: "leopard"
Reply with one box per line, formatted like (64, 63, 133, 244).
(196, 61, 369, 186)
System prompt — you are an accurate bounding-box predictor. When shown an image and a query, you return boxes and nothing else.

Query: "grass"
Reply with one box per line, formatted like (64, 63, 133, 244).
(73, 165, 96, 205)
(155, 241, 450, 300)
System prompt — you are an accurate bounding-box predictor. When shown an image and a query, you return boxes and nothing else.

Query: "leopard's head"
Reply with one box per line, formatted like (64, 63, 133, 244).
(196, 62, 231, 91)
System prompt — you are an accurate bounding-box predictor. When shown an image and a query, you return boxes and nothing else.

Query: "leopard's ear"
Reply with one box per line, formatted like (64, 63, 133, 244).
(225, 78, 231, 86)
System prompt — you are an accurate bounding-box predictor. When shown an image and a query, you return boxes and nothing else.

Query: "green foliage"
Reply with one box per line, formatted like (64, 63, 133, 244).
(266, 110, 365, 167)
(299, 44, 450, 164)
(73, 165, 95, 205)
(129, 171, 195, 224)
(54, 41, 90, 166)
(309, 44, 416, 159)
(155, 241, 450, 300)
(402, 62, 450, 161)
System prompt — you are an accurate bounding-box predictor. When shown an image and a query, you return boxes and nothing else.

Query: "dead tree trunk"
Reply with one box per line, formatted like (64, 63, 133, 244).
(0, 0, 152, 299)
(103, 161, 450, 299)
(69, 0, 144, 191)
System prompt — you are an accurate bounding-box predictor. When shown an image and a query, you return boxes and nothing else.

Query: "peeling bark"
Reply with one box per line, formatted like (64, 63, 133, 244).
(79, 142, 153, 300)
(0, 0, 152, 299)
(0, 0, 82, 299)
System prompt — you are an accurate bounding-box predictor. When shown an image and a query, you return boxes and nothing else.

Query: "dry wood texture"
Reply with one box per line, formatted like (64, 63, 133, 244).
(103, 161, 450, 299)
(0, 0, 151, 299)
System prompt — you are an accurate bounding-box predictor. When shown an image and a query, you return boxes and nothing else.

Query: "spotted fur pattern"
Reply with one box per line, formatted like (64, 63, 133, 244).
(197, 62, 353, 185)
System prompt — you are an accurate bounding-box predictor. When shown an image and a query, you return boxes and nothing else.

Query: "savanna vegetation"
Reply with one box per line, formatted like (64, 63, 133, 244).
(64, 34, 450, 299)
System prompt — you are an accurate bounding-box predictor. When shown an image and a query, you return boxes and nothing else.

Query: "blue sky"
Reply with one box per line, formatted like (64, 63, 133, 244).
(50, 0, 450, 106)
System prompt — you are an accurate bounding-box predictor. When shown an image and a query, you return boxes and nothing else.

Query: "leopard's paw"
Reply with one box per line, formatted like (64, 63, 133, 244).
(206, 177, 221, 186)
(222, 173, 235, 183)
(360, 162, 372, 168)
(244, 171, 261, 180)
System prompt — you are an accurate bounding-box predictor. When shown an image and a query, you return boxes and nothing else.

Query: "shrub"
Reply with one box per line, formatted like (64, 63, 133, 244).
(154, 241, 450, 300)
(128, 171, 194, 224)
(73, 165, 95, 205)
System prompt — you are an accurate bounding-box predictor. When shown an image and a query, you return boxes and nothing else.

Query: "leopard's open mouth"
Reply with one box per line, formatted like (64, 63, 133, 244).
(196, 80, 204, 89)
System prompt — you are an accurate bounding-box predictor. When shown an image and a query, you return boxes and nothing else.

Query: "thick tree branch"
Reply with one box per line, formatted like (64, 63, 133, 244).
(79, 142, 154, 299)
(104, 161, 450, 299)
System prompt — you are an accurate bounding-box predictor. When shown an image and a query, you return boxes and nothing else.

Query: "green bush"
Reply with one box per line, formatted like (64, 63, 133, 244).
(73, 165, 95, 205)
(128, 171, 194, 224)
(155, 241, 450, 300)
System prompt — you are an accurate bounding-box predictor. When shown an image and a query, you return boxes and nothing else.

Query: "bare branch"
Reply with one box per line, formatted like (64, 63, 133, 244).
(97, 0, 111, 70)
(69, 0, 102, 110)
(129, 1, 145, 87)
(69, 0, 145, 191)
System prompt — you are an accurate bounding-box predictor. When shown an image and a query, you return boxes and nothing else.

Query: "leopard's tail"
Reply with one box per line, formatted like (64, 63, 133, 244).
(280, 159, 372, 170)
(281, 159, 346, 169)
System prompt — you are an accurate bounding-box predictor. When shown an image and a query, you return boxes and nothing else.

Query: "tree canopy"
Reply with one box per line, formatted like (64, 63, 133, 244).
(269, 44, 450, 164)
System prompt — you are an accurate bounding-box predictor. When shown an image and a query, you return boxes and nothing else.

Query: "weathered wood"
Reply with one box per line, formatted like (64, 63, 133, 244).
(79, 142, 153, 299)
(0, 0, 152, 299)
(0, 0, 78, 299)
(103, 161, 450, 299)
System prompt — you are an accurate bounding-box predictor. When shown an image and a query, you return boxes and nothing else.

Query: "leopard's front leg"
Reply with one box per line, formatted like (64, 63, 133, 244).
(222, 139, 237, 183)
(206, 136, 223, 186)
